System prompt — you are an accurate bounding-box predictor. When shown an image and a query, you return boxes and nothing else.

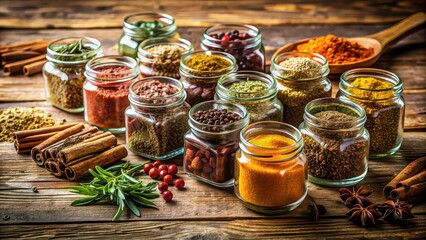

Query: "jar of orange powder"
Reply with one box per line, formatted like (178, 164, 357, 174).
(234, 121, 307, 214)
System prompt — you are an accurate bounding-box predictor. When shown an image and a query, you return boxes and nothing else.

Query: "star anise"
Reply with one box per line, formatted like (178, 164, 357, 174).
(347, 204, 382, 227)
(339, 186, 373, 208)
(377, 200, 415, 222)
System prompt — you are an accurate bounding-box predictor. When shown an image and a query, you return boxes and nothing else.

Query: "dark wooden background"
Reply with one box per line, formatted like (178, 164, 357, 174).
(0, 0, 425, 239)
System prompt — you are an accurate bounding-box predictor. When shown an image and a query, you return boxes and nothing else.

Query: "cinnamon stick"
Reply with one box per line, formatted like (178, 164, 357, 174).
(390, 182, 426, 202)
(15, 131, 59, 143)
(15, 123, 78, 140)
(17, 148, 32, 154)
(1, 51, 42, 62)
(3, 54, 46, 76)
(14, 140, 44, 153)
(0, 39, 45, 50)
(383, 156, 426, 198)
(58, 135, 117, 164)
(396, 170, 426, 188)
(45, 159, 65, 177)
(23, 59, 47, 76)
(65, 145, 128, 181)
(31, 123, 85, 167)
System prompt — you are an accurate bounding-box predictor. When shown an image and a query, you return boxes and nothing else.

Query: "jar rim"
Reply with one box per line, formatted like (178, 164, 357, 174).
(202, 24, 262, 49)
(339, 68, 403, 100)
(123, 12, 175, 29)
(138, 37, 194, 59)
(85, 55, 140, 83)
(47, 37, 102, 64)
(239, 121, 304, 162)
(179, 50, 238, 79)
(270, 52, 330, 81)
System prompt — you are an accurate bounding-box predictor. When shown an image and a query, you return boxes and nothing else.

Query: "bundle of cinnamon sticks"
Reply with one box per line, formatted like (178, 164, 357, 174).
(0, 39, 50, 76)
(14, 123, 128, 181)
(384, 156, 426, 202)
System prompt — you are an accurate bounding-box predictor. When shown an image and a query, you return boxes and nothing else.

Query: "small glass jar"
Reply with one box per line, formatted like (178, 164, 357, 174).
(215, 71, 283, 123)
(43, 37, 102, 112)
(118, 13, 177, 58)
(83, 56, 140, 132)
(179, 51, 238, 106)
(338, 68, 405, 158)
(184, 100, 249, 187)
(138, 37, 193, 78)
(270, 52, 331, 127)
(201, 24, 265, 71)
(125, 76, 190, 160)
(235, 121, 307, 214)
(299, 98, 369, 187)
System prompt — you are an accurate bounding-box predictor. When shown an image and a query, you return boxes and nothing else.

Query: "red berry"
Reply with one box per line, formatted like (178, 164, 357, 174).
(159, 170, 168, 180)
(158, 164, 168, 172)
(158, 182, 168, 193)
(162, 190, 173, 202)
(143, 163, 153, 174)
(148, 167, 159, 179)
(153, 160, 162, 168)
(163, 174, 174, 185)
(168, 164, 178, 176)
(221, 35, 230, 41)
(174, 178, 185, 190)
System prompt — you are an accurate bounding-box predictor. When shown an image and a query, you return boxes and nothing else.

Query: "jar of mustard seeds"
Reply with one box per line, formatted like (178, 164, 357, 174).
(299, 98, 369, 187)
(270, 52, 331, 127)
(184, 100, 249, 187)
(118, 13, 177, 58)
(235, 121, 307, 214)
(215, 71, 283, 123)
(338, 68, 405, 158)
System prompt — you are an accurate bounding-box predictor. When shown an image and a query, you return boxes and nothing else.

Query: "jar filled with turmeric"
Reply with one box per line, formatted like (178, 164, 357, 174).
(338, 68, 404, 158)
(235, 121, 307, 214)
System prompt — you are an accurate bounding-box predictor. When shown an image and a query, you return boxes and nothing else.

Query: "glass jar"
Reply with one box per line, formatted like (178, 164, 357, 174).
(180, 51, 238, 106)
(235, 121, 307, 214)
(201, 24, 265, 71)
(83, 56, 140, 132)
(138, 37, 193, 78)
(299, 98, 369, 187)
(338, 68, 405, 158)
(184, 100, 249, 187)
(43, 37, 102, 112)
(215, 71, 283, 123)
(270, 52, 331, 127)
(118, 13, 177, 58)
(125, 76, 190, 160)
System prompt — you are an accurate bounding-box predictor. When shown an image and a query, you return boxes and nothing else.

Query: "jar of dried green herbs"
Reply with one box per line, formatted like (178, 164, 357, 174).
(125, 76, 190, 160)
(180, 51, 238, 106)
(138, 37, 193, 78)
(215, 71, 283, 123)
(43, 37, 103, 113)
(270, 52, 331, 127)
(299, 98, 369, 187)
(119, 13, 177, 58)
(338, 68, 405, 158)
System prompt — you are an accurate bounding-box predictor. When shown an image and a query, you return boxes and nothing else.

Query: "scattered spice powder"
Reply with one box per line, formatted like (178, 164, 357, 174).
(236, 134, 306, 207)
(295, 34, 374, 64)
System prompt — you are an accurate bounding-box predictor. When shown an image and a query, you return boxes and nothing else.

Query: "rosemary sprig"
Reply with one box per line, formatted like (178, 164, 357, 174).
(66, 161, 159, 221)
(52, 37, 97, 61)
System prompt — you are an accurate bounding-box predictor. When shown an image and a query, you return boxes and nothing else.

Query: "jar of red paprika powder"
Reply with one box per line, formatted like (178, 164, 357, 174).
(83, 55, 140, 132)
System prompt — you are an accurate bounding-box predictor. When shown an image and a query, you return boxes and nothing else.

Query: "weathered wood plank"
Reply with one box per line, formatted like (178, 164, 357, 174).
(0, 0, 425, 29)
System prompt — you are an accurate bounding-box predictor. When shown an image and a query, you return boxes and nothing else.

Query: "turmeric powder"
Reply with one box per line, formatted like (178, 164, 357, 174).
(349, 77, 394, 100)
(236, 133, 307, 208)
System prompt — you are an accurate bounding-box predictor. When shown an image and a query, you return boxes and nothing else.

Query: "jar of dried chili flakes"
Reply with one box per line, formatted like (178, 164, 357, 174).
(83, 56, 140, 132)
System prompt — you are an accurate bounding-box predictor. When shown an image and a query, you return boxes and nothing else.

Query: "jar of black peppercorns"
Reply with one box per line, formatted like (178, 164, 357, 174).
(184, 100, 249, 187)
(201, 24, 265, 72)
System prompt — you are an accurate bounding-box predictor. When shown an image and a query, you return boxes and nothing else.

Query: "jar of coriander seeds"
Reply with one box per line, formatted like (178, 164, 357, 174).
(270, 52, 331, 127)
(338, 68, 405, 158)
(43, 37, 103, 113)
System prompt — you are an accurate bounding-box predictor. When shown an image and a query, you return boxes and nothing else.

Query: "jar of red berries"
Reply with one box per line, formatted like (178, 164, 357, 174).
(184, 100, 249, 187)
(201, 24, 265, 72)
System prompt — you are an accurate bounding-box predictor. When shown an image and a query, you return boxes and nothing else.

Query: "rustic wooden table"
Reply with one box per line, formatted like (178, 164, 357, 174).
(1, 1, 425, 239)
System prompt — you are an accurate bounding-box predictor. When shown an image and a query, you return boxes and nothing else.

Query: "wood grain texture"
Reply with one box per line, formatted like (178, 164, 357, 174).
(0, 0, 425, 29)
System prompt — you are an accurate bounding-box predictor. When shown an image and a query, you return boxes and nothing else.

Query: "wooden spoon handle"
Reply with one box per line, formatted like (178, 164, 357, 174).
(368, 12, 426, 48)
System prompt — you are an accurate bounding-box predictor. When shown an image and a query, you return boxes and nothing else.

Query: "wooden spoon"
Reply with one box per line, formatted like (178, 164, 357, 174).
(271, 12, 426, 75)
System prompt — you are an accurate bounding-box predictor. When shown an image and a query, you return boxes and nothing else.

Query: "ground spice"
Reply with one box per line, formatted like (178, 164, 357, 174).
(347, 77, 401, 155)
(236, 133, 306, 207)
(0, 107, 57, 142)
(295, 34, 374, 64)
(228, 80, 267, 94)
(184, 54, 231, 77)
(140, 44, 187, 78)
(278, 57, 322, 79)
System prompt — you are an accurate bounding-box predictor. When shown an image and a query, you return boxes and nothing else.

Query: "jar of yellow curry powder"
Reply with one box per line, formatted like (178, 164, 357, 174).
(235, 121, 307, 214)
(338, 68, 404, 158)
